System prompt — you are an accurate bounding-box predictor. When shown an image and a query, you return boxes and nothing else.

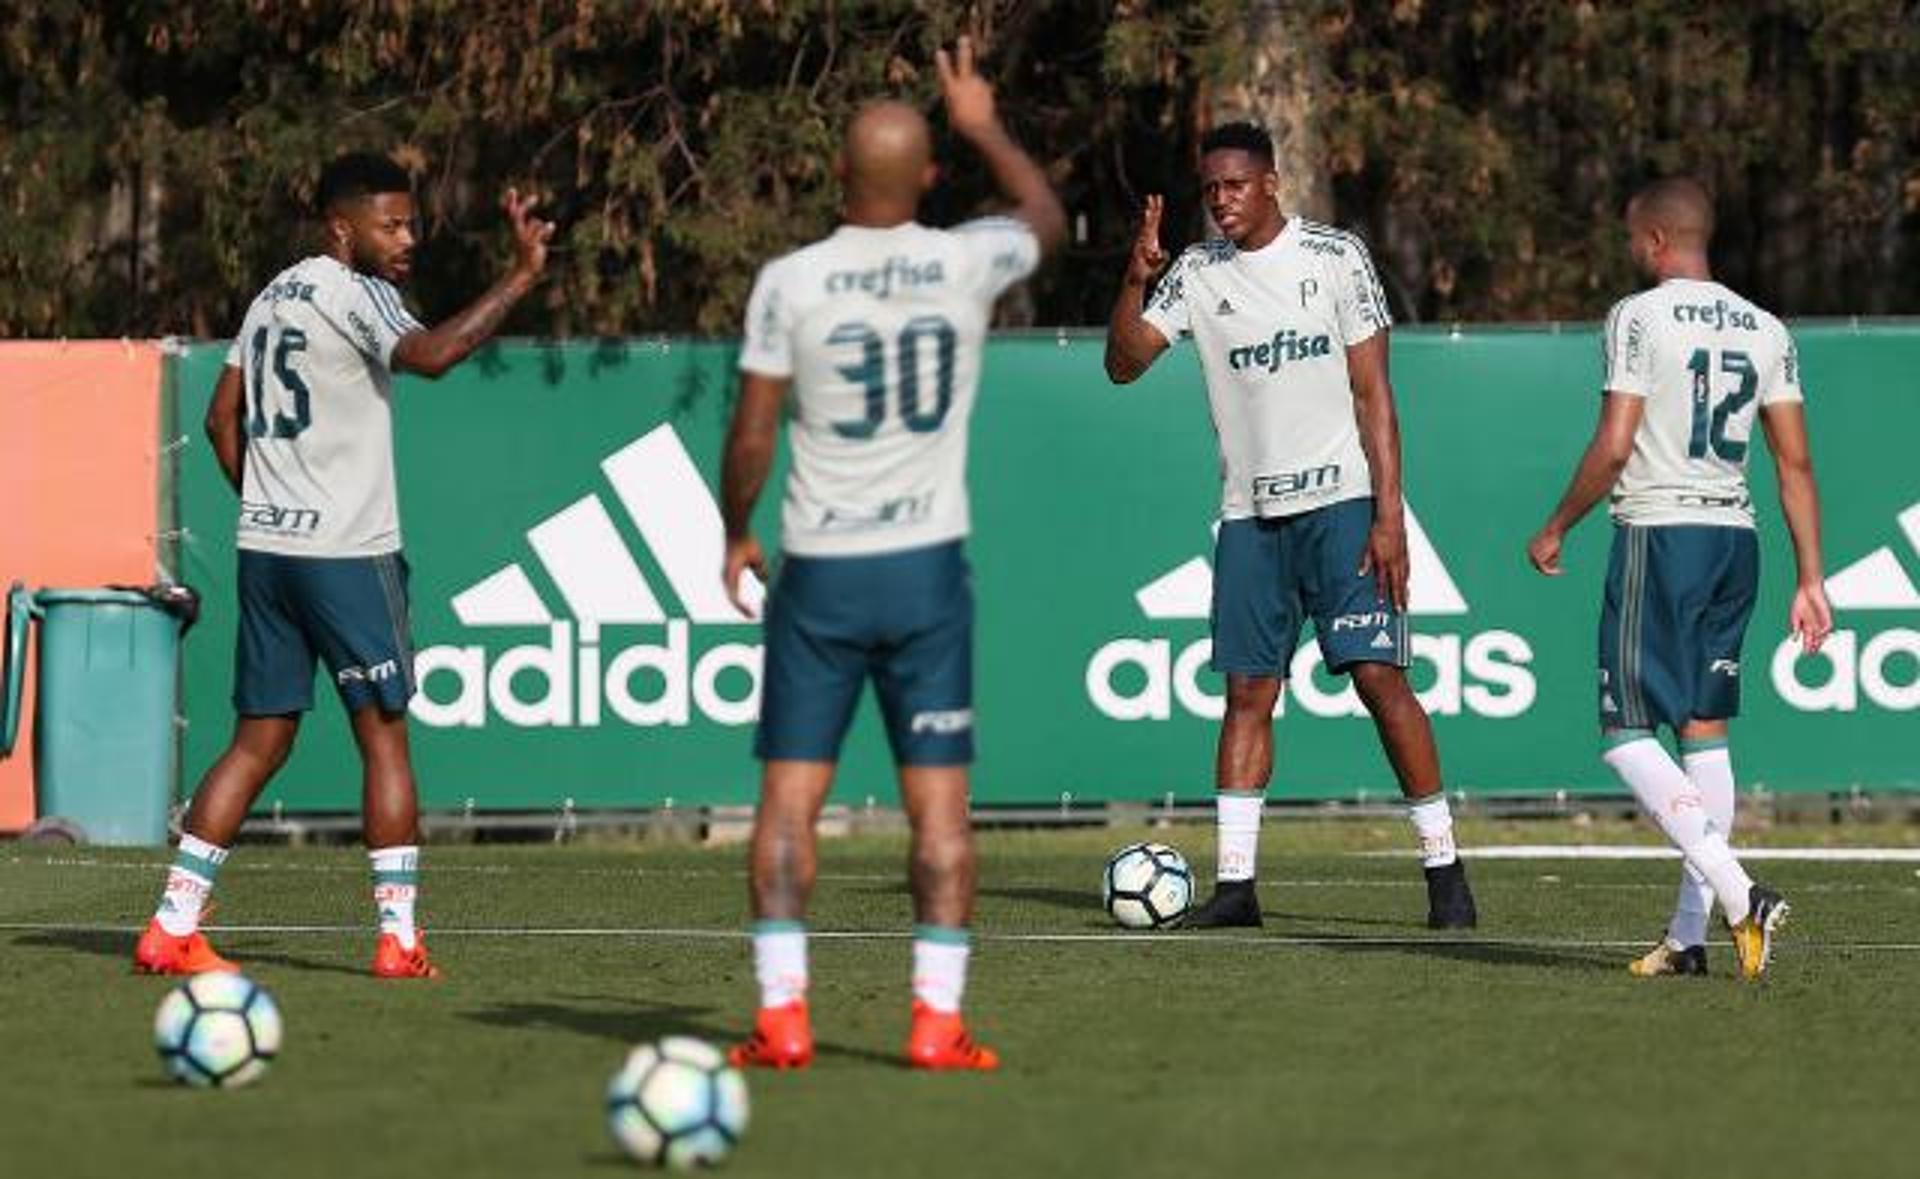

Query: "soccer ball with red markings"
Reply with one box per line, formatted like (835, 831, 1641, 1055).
(606, 1036, 749, 1169)
(1103, 842, 1194, 929)
(152, 972, 283, 1088)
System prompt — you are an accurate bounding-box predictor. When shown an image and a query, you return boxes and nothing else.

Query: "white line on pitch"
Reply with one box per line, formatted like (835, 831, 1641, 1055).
(7, 921, 1920, 952)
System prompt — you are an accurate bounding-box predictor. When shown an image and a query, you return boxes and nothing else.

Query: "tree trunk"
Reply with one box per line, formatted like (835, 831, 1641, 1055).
(1211, 1, 1332, 223)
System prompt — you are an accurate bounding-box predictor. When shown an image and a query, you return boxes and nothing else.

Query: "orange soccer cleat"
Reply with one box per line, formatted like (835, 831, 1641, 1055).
(372, 932, 442, 979)
(905, 1001, 1000, 1072)
(133, 919, 239, 975)
(729, 1000, 815, 1069)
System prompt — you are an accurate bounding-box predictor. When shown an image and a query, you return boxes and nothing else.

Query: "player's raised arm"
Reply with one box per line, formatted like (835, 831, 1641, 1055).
(1759, 401, 1832, 653)
(1104, 195, 1172, 384)
(203, 364, 247, 494)
(1526, 392, 1644, 576)
(936, 37, 1065, 257)
(391, 188, 554, 379)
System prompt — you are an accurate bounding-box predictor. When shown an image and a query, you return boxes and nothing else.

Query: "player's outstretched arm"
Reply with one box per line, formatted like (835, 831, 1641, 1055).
(392, 188, 554, 379)
(1105, 195, 1171, 384)
(1526, 392, 1643, 575)
(719, 372, 788, 619)
(1760, 401, 1832, 654)
(936, 36, 1066, 257)
(1347, 334, 1411, 611)
(203, 365, 247, 494)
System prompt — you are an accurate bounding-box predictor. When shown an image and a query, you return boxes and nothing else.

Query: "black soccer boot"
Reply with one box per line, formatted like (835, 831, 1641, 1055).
(1182, 879, 1263, 928)
(1424, 859, 1478, 930)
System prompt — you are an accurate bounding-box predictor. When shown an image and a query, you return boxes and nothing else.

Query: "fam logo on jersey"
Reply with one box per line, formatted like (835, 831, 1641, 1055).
(1771, 501, 1920, 712)
(1085, 509, 1536, 721)
(409, 425, 764, 730)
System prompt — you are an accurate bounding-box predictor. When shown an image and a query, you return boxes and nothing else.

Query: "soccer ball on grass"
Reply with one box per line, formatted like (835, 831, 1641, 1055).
(1103, 842, 1194, 929)
(152, 972, 283, 1089)
(606, 1036, 749, 1168)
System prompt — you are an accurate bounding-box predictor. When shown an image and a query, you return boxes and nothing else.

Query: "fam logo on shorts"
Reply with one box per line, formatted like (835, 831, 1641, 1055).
(1773, 501, 1920, 712)
(1085, 507, 1536, 721)
(409, 425, 765, 730)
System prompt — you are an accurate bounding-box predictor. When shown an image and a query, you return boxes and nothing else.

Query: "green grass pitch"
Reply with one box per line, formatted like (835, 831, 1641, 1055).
(4, 821, 1918, 1178)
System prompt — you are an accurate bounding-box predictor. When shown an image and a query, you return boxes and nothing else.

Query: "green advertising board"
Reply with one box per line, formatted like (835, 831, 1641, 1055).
(171, 324, 1920, 812)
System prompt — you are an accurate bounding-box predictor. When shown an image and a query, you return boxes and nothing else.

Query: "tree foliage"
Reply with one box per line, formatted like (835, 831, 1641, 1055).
(3, 0, 1916, 339)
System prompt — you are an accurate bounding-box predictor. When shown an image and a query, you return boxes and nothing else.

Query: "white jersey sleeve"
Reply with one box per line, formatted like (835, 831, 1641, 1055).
(1140, 248, 1198, 342)
(738, 259, 795, 379)
(1333, 234, 1392, 345)
(1602, 295, 1655, 398)
(314, 270, 423, 370)
(1760, 323, 1805, 406)
(952, 216, 1040, 303)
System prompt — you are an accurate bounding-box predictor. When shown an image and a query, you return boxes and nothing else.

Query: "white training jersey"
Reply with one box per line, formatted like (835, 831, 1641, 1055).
(222, 255, 423, 557)
(738, 217, 1040, 557)
(1602, 278, 1802, 528)
(1142, 218, 1390, 520)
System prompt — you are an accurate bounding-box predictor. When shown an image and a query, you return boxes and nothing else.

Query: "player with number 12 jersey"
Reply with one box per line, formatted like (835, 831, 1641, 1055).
(1528, 176, 1831, 981)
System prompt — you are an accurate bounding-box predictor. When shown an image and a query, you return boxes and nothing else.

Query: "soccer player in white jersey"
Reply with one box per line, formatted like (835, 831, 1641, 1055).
(718, 39, 1063, 1070)
(134, 153, 553, 979)
(1104, 123, 1477, 930)
(1528, 177, 1831, 980)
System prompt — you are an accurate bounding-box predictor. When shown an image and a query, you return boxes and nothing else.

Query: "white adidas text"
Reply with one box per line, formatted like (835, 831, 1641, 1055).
(412, 621, 760, 728)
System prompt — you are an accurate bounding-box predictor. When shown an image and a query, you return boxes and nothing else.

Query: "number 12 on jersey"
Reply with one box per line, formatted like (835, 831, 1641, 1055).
(245, 325, 312, 439)
(1686, 347, 1757, 462)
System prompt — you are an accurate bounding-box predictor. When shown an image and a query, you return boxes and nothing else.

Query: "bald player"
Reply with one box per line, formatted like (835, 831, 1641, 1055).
(719, 39, 1064, 1070)
(1528, 176, 1831, 981)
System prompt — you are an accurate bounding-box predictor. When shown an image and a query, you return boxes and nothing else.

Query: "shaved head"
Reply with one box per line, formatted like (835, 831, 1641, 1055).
(1628, 177, 1715, 246)
(843, 100, 934, 206)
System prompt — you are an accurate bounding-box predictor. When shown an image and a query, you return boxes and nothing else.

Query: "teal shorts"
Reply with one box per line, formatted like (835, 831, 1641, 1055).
(1211, 497, 1410, 678)
(1599, 524, 1758, 732)
(233, 549, 416, 716)
(755, 541, 973, 766)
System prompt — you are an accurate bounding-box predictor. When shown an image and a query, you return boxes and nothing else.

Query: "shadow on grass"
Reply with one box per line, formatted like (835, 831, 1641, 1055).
(976, 884, 1104, 914)
(9, 928, 366, 978)
(1276, 929, 1620, 972)
(459, 998, 897, 1067)
(1264, 908, 1410, 930)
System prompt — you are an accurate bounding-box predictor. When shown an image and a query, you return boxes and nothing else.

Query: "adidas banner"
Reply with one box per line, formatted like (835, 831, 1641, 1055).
(167, 328, 1920, 812)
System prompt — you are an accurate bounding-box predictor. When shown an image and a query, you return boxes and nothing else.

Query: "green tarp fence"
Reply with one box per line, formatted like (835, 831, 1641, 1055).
(168, 325, 1920, 811)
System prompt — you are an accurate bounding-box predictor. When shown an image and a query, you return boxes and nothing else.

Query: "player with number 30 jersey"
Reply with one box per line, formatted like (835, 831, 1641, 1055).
(719, 38, 1064, 1073)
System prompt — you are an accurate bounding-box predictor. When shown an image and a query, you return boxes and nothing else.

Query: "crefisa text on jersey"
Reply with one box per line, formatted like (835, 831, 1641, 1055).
(824, 255, 945, 298)
(1671, 297, 1759, 331)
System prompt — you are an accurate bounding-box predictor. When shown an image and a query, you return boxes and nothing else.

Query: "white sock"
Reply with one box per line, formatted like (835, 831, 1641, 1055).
(1669, 742, 1737, 946)
(1407, 793, 1458, 868)
(911, 926, 971, 1014)
(370, 845, 420, 950)
(1603, 735, 1753, 923)
(155, 834, 228, 936)
(752, 921, 808, 1008)
(1216, 791, 1264, 882)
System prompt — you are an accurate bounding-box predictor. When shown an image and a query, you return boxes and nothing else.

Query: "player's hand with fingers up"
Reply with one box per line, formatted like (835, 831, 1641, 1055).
(1359, 515, 1411, 613)
(936, 35, 1000, 141)
(724, 535, 768, 621)
(1527, 526, 1565, 576)
(503, 187, 556, 280)
(1789, 580, 1833, 655)
(1127, 195, 1169, 288)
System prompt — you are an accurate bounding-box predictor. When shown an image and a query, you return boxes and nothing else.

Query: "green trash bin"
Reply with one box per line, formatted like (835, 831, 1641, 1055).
(1, 584, 191, 846)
